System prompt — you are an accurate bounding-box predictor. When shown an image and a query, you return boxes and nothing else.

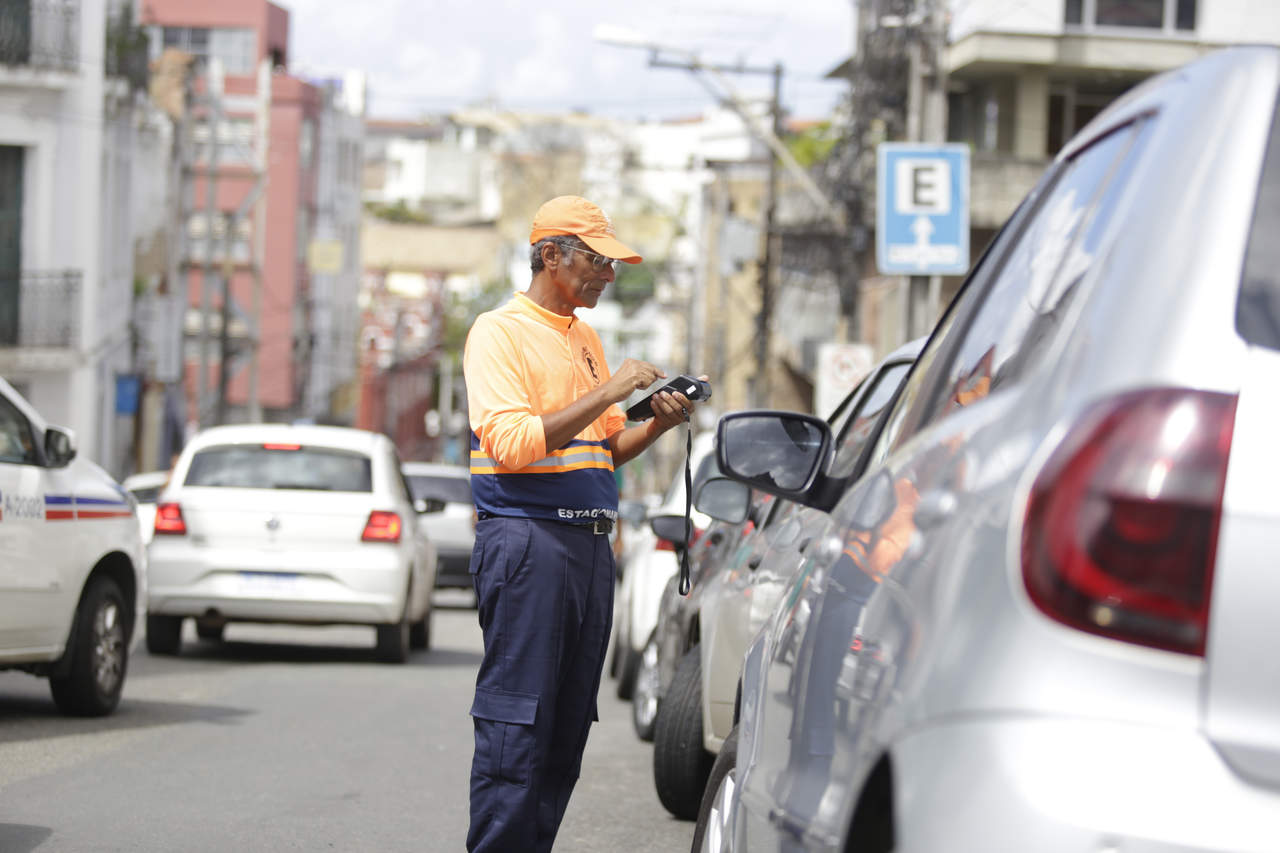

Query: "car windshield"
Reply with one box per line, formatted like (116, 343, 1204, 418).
(406, 474, 472, 504)
(184, 445, 373, 492)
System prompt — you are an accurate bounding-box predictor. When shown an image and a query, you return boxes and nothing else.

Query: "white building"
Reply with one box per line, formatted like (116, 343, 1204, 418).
(303, 70, 365, 422)
(947, 0, 1280, 228)
(0, 0, 149, 474)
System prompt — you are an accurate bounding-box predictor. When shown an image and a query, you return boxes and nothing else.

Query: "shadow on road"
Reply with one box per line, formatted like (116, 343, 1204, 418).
(0, 823, 52, 853)
(0, 692, 251, 742)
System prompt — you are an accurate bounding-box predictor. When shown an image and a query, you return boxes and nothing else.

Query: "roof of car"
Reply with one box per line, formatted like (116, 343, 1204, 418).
(123, 470, 170, 490)
(183, 424, 389, 455)
(401, 461, 470, 477)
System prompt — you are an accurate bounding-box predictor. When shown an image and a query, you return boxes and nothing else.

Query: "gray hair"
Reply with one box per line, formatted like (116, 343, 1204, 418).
(530, 235, 585, 275)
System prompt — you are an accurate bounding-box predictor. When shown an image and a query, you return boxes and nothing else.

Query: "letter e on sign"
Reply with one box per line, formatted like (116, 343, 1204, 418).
(895, 158, 951, 216)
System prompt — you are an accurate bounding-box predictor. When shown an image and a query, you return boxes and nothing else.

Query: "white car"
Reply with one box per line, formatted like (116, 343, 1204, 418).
(401, 461, 474, 590)
(146, 424, 437, 663)
(0, 377, 146, 716)
(122, 469, 169, 546)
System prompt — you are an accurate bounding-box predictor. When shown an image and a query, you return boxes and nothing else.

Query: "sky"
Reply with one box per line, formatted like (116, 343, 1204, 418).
(280, 0, 854, 122)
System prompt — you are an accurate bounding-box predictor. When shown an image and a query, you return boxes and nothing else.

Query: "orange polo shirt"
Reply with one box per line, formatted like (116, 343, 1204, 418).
(463, 292, 627, 521)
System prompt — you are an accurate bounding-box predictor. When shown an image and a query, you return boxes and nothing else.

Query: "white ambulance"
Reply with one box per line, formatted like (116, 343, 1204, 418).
(0, 377, 146, 716)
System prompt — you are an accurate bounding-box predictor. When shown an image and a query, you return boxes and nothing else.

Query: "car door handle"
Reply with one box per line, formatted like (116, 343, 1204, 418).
(914, 489, 957, 531)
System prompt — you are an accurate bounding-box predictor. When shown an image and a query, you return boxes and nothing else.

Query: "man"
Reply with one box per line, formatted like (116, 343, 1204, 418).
(463, 196, 702, 852)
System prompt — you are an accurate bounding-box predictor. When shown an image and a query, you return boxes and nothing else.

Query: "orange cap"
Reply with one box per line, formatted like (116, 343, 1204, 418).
(529, 196, 643, 264)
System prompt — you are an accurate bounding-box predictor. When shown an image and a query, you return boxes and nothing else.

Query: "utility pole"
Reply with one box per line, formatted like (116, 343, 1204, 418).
(197, 58, 223, 427)
(905, 0, 949, 340)
(246, 58, 271, 423)
(753, 63, 782, 407)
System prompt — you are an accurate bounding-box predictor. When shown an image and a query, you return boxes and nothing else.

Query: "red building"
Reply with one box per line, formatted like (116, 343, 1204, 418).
(142, 0, 321, 422)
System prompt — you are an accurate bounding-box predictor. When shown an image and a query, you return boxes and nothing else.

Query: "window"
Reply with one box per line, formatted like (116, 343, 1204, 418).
(1237, 93, 1280, 352)
(155, 26, 255, 74)
(405, 473, 472, 505)
(1065, 0, 1195, 32)
(869, 121, 1152, 462)
(184, 445, 373, 491)
(0, 394, 37, 465)
(829, 360, 914, 480)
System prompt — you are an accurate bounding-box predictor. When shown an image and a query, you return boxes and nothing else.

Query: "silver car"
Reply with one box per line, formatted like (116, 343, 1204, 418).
(696, 46, 1280, 852)
(402, 461, 475, 590)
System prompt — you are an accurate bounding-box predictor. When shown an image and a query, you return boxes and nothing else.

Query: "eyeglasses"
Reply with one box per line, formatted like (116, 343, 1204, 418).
(565, 244, 620, 272)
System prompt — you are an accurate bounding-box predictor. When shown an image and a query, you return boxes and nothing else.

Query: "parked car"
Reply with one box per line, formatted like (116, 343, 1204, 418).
(402, 461, 475, 591)
(123, 469, 169, 546)
(646, 337, 923, 819)
(0, 377, 146, 716)
(612, 430, 716, 700)
(694, 46, 1280, 852)
(146, 424, 437, 663)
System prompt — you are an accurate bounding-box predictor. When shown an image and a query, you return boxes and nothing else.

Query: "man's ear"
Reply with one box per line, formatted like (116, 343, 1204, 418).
(541, 241, 562, 270)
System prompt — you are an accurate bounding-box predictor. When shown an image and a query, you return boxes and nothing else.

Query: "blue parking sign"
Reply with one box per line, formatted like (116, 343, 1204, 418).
(876, 143, 970, 276)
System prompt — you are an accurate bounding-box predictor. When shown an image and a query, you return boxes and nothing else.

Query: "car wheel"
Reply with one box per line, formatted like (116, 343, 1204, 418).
(195, 621, 224, 642)
(410, 606, 431, 651)
(49, 577, 128, 717)
(376, 613, 410, 663)
(691, 723, 739, 852)
(652, 644, 712, 820)
(145, 613, 183, 656)
(631, 633, 661, 742)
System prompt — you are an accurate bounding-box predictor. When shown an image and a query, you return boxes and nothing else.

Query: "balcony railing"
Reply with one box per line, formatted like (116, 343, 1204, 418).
(0, 269, 81, 347)
(0, 0, 79, 74)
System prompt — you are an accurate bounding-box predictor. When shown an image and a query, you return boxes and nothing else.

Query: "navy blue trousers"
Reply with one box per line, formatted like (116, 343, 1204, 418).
(466, 517, 615, 853)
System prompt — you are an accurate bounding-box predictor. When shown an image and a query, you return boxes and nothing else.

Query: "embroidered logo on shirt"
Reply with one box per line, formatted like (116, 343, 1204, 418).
(582, 347, 600, 384)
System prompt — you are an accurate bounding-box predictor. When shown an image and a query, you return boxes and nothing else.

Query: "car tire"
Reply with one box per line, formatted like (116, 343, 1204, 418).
(615, 642, 641, 700)
(376, 614, 410, 664)
(410, 607, 431, 651)
(691, 723, 739, 852)
(631, 632, 661, 742)
(653, 644, 712, 820)
(145, 613, 183, 656)
(49, 576, 129, 717)
(195, 621, 224, 642)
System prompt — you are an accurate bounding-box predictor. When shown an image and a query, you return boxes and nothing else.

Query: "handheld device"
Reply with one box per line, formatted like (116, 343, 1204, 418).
(625, 375, 712, 421)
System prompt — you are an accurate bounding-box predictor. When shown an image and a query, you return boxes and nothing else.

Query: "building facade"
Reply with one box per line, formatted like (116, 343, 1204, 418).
(0, 0, 151, 474)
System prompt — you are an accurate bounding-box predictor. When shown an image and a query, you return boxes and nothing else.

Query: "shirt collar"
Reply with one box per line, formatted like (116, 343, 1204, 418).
(512, 291, 575, 332)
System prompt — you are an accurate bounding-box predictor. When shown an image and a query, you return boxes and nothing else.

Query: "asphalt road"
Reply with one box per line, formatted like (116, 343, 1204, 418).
(0, 592, 695, 852)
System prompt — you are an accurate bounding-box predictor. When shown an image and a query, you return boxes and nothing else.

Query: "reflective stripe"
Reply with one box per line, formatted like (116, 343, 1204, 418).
(470, 443, 614, 475)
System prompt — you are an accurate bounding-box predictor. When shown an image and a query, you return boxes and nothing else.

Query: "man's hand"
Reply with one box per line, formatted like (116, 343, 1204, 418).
(604, 359, 667, 404)
(642, 373, 711, 430)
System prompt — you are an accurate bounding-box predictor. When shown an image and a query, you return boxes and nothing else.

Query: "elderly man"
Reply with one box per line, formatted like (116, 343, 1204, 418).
(462, 196, 703, 852)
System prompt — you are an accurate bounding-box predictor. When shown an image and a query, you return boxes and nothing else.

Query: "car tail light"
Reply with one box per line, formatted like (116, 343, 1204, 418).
(362, 510, 402, 543)
(655, 538, 675, 551)
(154, 502, 187, 536)
(1022, 388, 1237, 656)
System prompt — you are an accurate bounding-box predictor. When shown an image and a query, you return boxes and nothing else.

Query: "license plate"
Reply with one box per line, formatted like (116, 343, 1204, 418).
(238, 571, 299, 593)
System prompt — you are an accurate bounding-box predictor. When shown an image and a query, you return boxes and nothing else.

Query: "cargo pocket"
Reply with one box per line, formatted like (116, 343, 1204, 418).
(470, 687, 539, 787)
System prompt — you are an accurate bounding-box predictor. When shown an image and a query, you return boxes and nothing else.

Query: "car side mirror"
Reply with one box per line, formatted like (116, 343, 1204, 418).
(693, 476, 750, 524)
(650, 513, 692, 547)
(716, 412, 831, 499)
(44, 426, 76, 468)
(414, 497, 446, 514)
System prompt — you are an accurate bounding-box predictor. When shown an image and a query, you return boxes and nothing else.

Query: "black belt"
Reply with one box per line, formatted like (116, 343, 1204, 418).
(477, 513, 614, 535)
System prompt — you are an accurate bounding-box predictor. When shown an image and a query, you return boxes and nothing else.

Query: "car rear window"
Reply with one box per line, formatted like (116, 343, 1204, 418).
(1238, 91, 1280, 351)
(184, 445, 373, 492)
(406, 474, 471, 504)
